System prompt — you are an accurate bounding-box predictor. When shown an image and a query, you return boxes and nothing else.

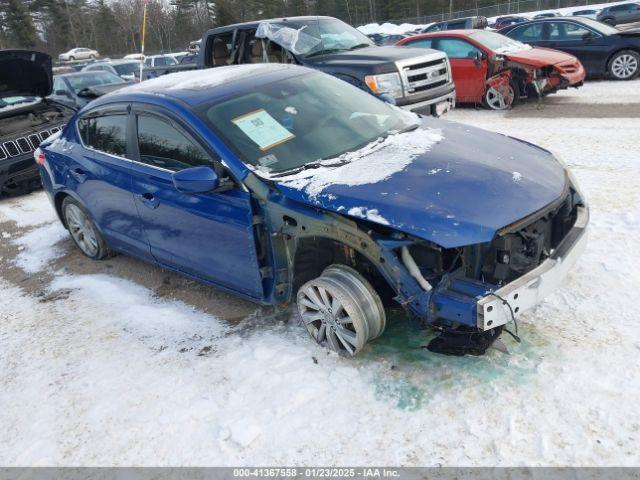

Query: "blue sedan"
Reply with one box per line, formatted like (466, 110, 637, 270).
(37, 64, 588, 357)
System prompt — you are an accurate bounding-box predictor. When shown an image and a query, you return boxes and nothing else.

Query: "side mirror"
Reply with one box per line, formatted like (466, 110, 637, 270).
(476, 50, 487, 60)
(378, 93, 397, 105)
(582, 31, 594, 40)
(172, 166, 219, 194)
(55, 89, 70, 97)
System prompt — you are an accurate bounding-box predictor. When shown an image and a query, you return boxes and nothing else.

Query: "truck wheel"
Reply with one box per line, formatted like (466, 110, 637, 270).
(296, 264, 386, 357)
(608, 50, 640, 80)
(61, 196, 109, 260)
(483, 82, 515, 110)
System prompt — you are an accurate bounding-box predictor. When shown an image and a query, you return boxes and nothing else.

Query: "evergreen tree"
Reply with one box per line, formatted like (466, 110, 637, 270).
(0, 0, 39, 48)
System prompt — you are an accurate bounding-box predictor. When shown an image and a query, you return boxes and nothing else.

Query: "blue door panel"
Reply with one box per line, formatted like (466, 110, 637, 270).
(129, 162, 264, 299)
(65, 149, 152, 260)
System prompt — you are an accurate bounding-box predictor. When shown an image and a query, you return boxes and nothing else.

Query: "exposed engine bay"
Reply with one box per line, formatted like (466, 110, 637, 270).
(0, 100, 71, 195)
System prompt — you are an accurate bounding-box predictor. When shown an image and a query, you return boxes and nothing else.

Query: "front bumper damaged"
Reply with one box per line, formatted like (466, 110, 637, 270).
(477, 205, 589, 330)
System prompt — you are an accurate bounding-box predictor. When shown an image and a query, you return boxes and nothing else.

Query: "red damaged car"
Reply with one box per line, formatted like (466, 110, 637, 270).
(396, 30, 585, 110)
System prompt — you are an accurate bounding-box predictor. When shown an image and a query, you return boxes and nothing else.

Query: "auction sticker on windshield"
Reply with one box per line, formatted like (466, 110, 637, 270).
(232, 109, 295, 151)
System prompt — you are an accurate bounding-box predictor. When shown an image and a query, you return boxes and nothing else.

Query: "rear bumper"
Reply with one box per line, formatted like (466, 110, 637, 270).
(476, 205, 589, 330)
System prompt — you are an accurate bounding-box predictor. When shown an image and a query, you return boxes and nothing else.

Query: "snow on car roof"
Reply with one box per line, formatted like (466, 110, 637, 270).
(117, 64, 307, 98)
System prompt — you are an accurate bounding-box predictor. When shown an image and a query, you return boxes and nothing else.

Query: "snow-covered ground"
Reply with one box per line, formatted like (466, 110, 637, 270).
(1, 80, 639, 466)
(357, 0, 633, 35)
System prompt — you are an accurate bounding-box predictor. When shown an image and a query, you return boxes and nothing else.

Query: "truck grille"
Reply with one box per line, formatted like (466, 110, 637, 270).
(397, 56, 450, 97)
(0, 126, 64, 161)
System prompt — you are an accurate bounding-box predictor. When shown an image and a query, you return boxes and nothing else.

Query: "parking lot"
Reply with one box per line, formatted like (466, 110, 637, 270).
(1, 78, 639, 466)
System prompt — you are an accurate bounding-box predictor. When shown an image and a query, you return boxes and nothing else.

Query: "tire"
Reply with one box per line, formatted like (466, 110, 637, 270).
(61, 196, 109, 260)
(69, 56, 75, 61)
(90, 54, 96, 59)
(296, 264, 386, 357)
(602, 18, 615, 26)
(483, 81, 516, 110)
(608, 50, 640, 80)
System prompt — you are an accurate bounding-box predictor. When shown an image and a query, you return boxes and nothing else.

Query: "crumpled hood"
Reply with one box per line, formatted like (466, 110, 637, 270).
(305, 46, 440, 66)
(0, 50, 53, 99)
(503, 47, 578, 67)
(274, 118, 566, 248)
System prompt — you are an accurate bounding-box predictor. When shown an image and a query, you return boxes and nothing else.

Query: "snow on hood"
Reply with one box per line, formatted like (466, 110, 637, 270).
(494, 40, 533, 55)
(274, 118, 567, 248)
(272, 126, 444, 199)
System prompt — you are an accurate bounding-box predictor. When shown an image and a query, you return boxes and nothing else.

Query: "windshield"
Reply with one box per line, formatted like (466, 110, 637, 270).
(67, 72, 125, 92)
(258, 18, 374, 58)
(113, 62, 139, 75)
(200, 71, 417, 174)
(576, 17, 619, 35)
(469, 30, 532, 53)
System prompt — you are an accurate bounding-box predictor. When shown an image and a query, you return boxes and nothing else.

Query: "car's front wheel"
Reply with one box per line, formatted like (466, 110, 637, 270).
(296, 264, 386, 357)
(483, 82, 516, 110)
(90, 54, 96, 59)
(61, 196, 109, 260)
(68, 56, 75, 61)
(608, 50, 640, 80)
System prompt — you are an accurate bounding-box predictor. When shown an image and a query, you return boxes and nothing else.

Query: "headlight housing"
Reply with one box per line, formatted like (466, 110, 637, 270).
(365, 73, 403, 98)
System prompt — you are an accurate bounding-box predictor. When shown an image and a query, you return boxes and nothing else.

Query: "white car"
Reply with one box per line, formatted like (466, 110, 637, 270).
(571, 8, 601, 20)
(123, 53, 145, 60)
(143, 55, 178, 67)
(58, 48, 99, 62)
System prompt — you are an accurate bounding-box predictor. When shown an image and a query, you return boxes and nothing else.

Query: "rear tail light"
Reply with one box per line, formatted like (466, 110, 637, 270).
(34, 148, 46, 166)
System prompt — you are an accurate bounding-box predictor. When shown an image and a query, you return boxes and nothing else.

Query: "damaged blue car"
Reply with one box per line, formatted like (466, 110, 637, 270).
(37, 64, 589, 357)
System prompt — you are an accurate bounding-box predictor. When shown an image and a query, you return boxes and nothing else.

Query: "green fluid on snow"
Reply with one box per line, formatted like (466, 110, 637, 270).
(358, 309, 551, 411)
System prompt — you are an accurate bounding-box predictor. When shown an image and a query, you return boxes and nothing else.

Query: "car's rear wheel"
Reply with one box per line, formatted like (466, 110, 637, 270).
(483, 82, 515, 110)
(608, 50, 640, 80)
(61, 197, 109, 260)
(296, 264, 386, 357)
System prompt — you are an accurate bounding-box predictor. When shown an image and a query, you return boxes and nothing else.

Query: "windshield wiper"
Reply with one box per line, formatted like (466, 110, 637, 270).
(305, 48, 344, 58)
(348, 43, 371, 50)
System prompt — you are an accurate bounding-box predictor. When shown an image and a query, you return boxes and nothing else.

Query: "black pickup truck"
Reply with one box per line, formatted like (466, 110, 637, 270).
(196, 16, 456, 115)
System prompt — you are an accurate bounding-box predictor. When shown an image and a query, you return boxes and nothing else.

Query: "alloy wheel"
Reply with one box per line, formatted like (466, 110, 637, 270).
(64, 203, 99, 257)
(297, 267, 385, 357)
(484, 85, 514, 110)
(611, 53, 639, 80)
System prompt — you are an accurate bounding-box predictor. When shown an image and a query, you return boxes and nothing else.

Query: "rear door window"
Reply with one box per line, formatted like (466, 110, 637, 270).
(135, 115, 214, 172)
(209, 31, 236, 66)
(78, 114, 128, 157)
(509, 23, 544, 41)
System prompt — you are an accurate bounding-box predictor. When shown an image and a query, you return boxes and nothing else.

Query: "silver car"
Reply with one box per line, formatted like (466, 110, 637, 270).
(58, 48, 99, 62)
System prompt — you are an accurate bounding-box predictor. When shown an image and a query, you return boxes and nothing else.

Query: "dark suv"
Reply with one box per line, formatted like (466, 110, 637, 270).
(0, 50, 73, 196)
(197, 16, 456, 116)
(597, 2, 640, 25)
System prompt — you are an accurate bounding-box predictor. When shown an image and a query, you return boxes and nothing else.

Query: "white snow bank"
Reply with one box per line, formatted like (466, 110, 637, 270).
(13, 221, 68, 273)
(51, 274, 229, 352)
(0, 191, 57, 227)
(357, 22, 428, 36)
(275, 127, 443, 199)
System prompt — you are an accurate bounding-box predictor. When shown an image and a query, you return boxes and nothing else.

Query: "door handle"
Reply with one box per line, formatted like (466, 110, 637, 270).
(69, 167, 87, 183)
(136, 192, 160, 209)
